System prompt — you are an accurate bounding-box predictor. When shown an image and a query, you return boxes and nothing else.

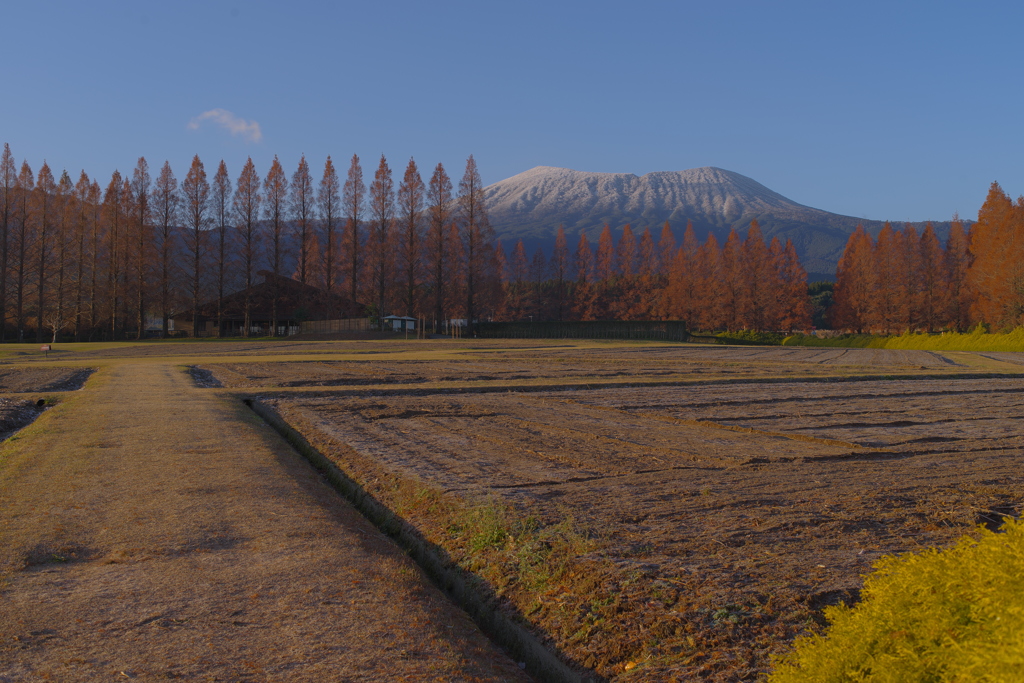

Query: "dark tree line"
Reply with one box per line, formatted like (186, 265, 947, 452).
(497, 220, 811, 332)
(829, 208, 1014, 335)
(829, 181, 1024, 333)
(0, 144, 501, 339)
(0, 142, 821, 340)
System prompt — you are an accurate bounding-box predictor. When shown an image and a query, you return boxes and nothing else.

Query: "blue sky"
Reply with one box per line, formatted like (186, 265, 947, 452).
(3, 1, 1021, 222)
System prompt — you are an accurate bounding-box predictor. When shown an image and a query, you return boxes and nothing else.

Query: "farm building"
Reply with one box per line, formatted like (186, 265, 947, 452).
(172, 271, 365, 337)
(383, 315, 417, 332)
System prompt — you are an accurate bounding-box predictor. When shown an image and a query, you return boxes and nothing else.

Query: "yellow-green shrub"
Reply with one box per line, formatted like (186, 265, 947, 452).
(881, 327, 1024, 352)
(770, 519, 1024, 682)
(782, 327, 1024, 352)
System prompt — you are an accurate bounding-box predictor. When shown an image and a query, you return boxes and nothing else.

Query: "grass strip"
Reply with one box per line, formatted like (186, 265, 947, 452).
(784, 327, 1024, 352)
(243, 397, 598, 683)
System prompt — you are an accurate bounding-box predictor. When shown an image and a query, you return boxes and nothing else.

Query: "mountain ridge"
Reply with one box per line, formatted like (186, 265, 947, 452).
(484, 166, 962, 278)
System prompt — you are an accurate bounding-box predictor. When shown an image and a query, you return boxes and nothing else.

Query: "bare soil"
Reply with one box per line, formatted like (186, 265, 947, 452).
(204, 345, 968, 391)
(0, 399, 45, 441)
(0, 360, 531, 682)
(202, 343, 1024, 681)
(0, 366, 93, 393)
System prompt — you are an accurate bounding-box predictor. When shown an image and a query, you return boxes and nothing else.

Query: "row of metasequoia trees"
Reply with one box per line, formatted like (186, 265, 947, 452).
(0, 142, 812, 341)
(830, 182, 1024, 333)
(0, 144, 495, 340)
(502, 220, 810, 331)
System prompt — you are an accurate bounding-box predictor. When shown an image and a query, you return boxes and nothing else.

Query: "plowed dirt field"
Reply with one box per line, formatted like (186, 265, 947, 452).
(200, 341, 1024, 681)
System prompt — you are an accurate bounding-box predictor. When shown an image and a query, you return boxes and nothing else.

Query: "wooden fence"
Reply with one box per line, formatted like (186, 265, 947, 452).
(299, 318, 373, 334)
(476, 320, 691, 342)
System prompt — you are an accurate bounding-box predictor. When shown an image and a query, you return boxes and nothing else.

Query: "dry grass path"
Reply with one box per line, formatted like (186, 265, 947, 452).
(0, 361, 529, 682)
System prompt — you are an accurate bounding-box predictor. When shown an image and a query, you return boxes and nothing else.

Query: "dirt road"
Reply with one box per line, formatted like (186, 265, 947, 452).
(0, 361, 529, 682)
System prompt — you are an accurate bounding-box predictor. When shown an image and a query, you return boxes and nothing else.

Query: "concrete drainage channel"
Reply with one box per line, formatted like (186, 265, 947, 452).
(243, 397, 597, 683)
(0, 398, 54, 442)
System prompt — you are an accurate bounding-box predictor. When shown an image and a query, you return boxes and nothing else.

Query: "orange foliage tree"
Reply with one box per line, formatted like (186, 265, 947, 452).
(968, 182, 1024, 328)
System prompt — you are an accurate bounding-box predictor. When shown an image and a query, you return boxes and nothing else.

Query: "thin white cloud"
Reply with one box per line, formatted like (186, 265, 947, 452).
(187, 109, 262, 143)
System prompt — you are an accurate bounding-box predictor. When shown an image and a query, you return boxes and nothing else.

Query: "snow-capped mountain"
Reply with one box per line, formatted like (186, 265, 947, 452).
(484, 166, 959, 278)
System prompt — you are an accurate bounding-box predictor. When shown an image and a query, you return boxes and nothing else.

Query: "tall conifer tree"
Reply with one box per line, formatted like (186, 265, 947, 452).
(917, 223, 947, 332)
(367, 154, 395, 328)
(233, 158, 261, 336)
(396, 157, 424, 318)
(342, 154, 364, 305)
(572, 231, 595, 320)
(721, 229, 744, 330)
(551, 226, 570, 321)
(290, 155, 315, 285)
(73, 171, 92, 340)
(457, 155, 490, 334)
(695, 233, 725, 330)
(945, 215, 972, 331)
(831, 226, 873, 332)
(426, 163, 453, 332)
(50, 170, 74, 341)
(317, 156, 341, 302)
(130, 157, 151, 339)
(33, 162, 56, 341)
(0, 145, 15, 339)
(182, 155, 210, 338)
(151, 162, 178, 338)
(966, 183, 1014, 326)
(263, 156, 288, 335)
(211, 160, 232, 335)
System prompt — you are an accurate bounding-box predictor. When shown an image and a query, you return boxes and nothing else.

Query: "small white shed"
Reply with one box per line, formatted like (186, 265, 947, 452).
(383, 315, 417, 332)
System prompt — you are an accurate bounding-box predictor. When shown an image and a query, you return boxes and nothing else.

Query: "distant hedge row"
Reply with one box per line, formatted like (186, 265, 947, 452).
(475, 320, 691, 342)
(783, 326, 1024, 352)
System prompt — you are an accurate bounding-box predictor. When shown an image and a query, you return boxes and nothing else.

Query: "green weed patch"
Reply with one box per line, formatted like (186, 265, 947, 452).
(784, 327, 1024, 352)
